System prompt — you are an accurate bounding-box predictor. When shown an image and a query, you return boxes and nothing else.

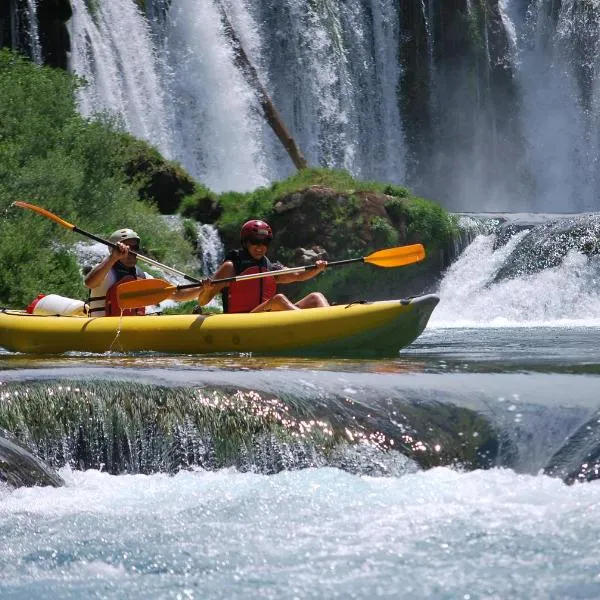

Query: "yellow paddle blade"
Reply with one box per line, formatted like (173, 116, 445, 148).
(117, 279, 178, 309)
(364, 243, 426, 268)
(13, 201, 76, 230)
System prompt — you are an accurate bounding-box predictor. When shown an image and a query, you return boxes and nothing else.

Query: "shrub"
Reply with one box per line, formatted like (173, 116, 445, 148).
(370, 216, 400, 248)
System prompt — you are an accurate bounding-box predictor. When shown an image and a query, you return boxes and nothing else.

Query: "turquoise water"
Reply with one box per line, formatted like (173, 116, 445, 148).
(2, 464, 600, 599)
(1, 325, 600, 598)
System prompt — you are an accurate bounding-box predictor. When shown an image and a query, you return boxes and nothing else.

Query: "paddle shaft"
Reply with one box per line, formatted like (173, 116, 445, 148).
(13, 201, 201, 283)
(116, 243, 425, 308)
(72, 226, 200, 282)
(175, 256, 361, 290)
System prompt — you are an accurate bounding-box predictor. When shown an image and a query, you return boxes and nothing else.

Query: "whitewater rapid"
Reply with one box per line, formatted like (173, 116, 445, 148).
(1, 466, 599, 599)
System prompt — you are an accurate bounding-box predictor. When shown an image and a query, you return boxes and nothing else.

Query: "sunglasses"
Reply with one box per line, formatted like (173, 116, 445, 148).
(248, 238, 271, 246)
(124, 242, 140, 252)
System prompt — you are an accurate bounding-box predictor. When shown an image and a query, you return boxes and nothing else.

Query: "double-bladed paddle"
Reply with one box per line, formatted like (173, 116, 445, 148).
(116, 243, 426, 309)
(12, 201, 202, 283)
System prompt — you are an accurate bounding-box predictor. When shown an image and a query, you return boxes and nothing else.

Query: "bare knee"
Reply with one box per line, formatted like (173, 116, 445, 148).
(296, 292, 329, 309)
(253, 294, 298, 312)
(272, 293, 296, 308)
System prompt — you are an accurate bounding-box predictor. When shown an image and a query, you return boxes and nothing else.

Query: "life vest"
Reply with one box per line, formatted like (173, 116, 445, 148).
(88, 263, 147, 317)
(223, 249, 278, 313)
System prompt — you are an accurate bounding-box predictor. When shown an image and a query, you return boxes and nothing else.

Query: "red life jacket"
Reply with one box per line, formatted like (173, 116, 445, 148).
(225, 250, 278, 313)
(105, 275, 145, 317)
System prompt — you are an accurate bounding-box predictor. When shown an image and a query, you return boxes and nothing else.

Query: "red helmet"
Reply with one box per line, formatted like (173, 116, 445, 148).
(240, 220, 272, 244)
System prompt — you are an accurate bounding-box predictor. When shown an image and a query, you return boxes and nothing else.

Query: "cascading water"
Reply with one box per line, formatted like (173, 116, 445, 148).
(244, 0, 405, 181)
(68, 0, 172, 157)
(196, 223, 224, 276)
(65, 0, 405, 192)
(161, 0, 270, 192)
(24, 0, 42, 64)
(432, 214, 600, 327)
(499, 0, 600, 212)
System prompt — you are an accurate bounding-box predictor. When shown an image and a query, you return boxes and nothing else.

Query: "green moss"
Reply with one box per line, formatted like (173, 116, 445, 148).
(370, 215, 400, 247)
(403, 196, 458, 245)
(210, 167, 452, 250)
(210, 167, 409, 232)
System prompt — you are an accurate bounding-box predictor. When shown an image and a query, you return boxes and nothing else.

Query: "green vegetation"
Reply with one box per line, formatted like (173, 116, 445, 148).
(0, 50, 197, 308)
(370, 215, 400, 248)
(160, 301, 221, 315)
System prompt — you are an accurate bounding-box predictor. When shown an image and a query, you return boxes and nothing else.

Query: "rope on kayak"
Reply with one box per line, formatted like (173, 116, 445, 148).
(344, 300, 369, 308)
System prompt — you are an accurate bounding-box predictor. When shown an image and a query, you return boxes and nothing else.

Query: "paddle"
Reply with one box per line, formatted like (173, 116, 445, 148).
(12, 201, 201, 283)
(116, 243, 426, 309)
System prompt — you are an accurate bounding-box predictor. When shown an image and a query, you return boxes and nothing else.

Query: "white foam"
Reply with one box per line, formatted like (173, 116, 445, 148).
(432, 233, 600, 328)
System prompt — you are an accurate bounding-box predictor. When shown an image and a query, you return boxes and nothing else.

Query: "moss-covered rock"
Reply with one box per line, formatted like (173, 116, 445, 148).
(271, 186, 404, 256)
(119, 136, 197, 214)
(179, 186, 222, 223)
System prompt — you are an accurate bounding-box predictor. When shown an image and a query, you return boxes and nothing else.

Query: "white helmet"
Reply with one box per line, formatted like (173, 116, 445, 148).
(108, 228, 140, 244)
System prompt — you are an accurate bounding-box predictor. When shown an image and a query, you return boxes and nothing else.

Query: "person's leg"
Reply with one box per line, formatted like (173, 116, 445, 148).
(251, 293, 300, 312)
(295, 292, 329, 309)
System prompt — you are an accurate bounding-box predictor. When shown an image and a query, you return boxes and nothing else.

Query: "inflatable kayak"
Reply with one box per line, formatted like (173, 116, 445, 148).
(0, 295, 439, 358)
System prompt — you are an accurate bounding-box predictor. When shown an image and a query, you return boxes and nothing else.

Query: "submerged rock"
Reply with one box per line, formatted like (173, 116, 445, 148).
(0, 431, 63, 488)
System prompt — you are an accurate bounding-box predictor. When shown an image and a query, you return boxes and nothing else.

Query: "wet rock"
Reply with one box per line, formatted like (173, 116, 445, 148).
(0, 432, 63, 488)
(37, 0, 72, 69)
(294, 246, 328, 265)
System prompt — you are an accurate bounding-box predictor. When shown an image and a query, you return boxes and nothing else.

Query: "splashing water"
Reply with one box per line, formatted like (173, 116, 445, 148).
(197, 223, 224, 277)
(162, 0, 270, 192)
(68, 0, 172, 157)
(432, 232, 600, 327)
(2, 467, 600, 599)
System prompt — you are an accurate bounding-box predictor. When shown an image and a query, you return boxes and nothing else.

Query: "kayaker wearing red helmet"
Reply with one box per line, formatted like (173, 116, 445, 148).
(197, 219, 329, 313)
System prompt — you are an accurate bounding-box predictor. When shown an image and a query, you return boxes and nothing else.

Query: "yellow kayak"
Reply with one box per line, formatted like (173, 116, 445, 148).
(0, 295, 439, 357)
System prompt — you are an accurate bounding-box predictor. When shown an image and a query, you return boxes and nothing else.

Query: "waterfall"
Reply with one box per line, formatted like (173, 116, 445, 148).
(499, 0, 600, 212)
(197, 223, 224, 277)
(61, 0, 600, 210)
(65, 0, 405, 192)
(162, 0, 270, 192)
(432, 214, 600, 327)
(244, 0, 405, 181)
(25, 0, 42, 64)
(68, 0, 172, 157)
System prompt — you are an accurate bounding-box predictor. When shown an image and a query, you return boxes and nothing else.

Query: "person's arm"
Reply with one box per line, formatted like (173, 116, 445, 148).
(84, 243, 129, 289)
(196, 261, 236, 306)
(171, 285, 204, 302)
(274, 260, 327, 284)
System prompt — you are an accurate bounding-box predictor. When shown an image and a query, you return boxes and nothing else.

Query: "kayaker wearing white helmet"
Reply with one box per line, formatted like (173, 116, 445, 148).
(84, 228, 148, 316)
(84, 228, 197, 316)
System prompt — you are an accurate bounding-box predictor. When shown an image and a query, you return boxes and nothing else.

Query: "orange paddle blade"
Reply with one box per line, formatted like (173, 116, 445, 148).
(13, 201, 76, 230)
(364, 243, 425, 267)
(117, 279, 178, 309)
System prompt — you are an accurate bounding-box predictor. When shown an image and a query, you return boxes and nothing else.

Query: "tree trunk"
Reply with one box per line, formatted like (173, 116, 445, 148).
(216, 2, 308, 171)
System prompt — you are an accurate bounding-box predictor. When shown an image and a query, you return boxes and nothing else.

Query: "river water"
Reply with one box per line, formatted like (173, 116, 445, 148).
(1, 323, 599, 599)
(2, 222, 600, 598)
